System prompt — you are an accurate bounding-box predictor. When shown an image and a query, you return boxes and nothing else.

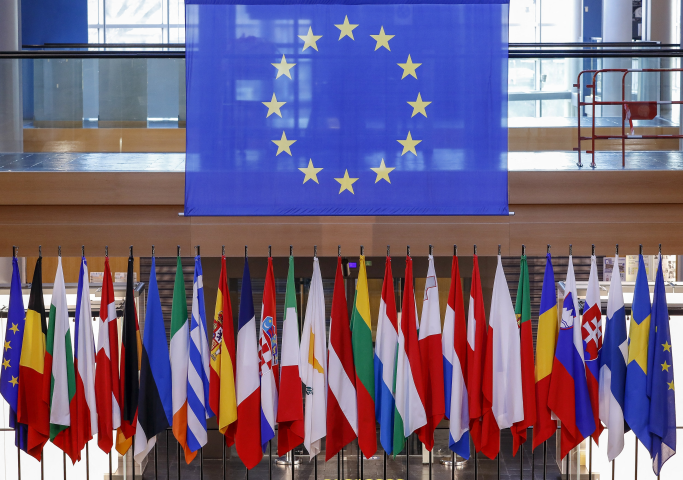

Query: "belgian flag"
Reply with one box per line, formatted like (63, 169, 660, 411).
(17, 256, 50, 460)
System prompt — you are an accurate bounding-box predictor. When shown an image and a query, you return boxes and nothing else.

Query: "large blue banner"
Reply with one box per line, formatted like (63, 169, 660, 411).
(185, 0, 509, 216)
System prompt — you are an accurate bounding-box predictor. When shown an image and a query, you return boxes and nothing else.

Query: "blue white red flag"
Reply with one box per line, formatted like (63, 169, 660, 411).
(582, 255, 603, 443)
(259, 257, 279, 451)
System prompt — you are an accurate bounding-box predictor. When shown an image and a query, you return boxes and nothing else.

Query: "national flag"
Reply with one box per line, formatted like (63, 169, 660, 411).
(299, 257, 327, 459)
(134, 256, 173, 464)
(374, 254, 398, 455)
(235, 257, 263, 469)
(351, 254, 377, 459)
(171, 256, 194, 462)
(583, 255, 604, 443)
(95, 256, 121, 453)
(647, 254, 676, 475)
(442, 254, 470, 459)
(599, 254, 628, 461)
(45, 256, 78, 462)
(392, 254, 427, 456)
(17, 256, 50, 460)
(74, 256, 98, 457)
(259, 257, 279, 452)
(209, 254, 238, 446)
(417, 254, 444, 451)
(532, 253, 558, 450)
(1, 256, 28, 453)
(277, 254, 304, 456)
(186, 255, 214, 457)
(481, 254, 524, 459)
(467, 254, 487, 452)
(548, 256, 596, 459)
(624, 254, 653, 454)
(116, 255, 141, 455)
(326, 255, 358, 460)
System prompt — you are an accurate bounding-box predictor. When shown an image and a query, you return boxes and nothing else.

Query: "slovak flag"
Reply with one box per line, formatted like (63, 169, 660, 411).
(583, 255, 604, 443)
(548, 256, 596, 459)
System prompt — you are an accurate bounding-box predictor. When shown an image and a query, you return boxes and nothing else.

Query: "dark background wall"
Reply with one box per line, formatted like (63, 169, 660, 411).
(21, 0, 88, 45)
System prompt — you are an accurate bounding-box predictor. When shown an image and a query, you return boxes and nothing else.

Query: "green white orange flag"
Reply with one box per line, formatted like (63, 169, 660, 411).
(351, 254, 377, 459)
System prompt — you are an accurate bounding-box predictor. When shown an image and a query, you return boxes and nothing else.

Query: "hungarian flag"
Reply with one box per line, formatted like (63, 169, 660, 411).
(299, 257, 327, 459)
(134, 256, 173, 464)
(442, 253, 469, 459)
(531, 253, 558, 450)
(417, 254, 444, 451)
(235, 258, 263, 469)
(170, 256, 194, 463)
(95, 256, 121, 453)
(259, 257, 279, 451)
(392, 254, 427, 456)
(481, 255, 524, 460)
(277, 254, 304, 456)
(584, 255, 604, 443)
(467, 254, 487, 452)
(209, 254, 238, 446)
(351, 254, 376, 459)
(17, 256, 50, 460)
(73, 256, 98, 457)
(116, 256, 141, 455)
(374, 255, 398, 455)
(512, 254, 536, 455)
(45, 257, 78, 462)
(326, 255, 358, 460)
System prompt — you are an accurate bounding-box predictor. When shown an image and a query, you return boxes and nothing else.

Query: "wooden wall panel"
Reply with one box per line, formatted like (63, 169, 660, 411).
(24, 256, 140, 284)
(23, 128, 185, 153)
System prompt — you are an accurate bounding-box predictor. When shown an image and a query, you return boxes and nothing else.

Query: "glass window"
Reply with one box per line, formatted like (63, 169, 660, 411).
(88, 0, 184, 44)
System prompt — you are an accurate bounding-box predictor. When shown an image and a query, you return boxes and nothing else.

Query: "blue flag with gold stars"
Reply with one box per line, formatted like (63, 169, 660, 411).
(0, 257, 28, 451)
(647, 254, 676, 475)
(185, 0, 509, 215)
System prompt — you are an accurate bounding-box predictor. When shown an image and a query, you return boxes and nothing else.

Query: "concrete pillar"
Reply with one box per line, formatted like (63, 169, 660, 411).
(650, 0, 674, 119)
(0, 0, 23, 152)
(602, 0, 632, 117)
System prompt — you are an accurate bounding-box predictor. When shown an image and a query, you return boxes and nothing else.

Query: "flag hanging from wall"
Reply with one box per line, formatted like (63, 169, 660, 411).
(184, 0, 509, 216)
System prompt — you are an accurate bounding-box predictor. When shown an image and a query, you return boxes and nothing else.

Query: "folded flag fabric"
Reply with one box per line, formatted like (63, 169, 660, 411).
(299, 257, 327, 459)
(374, 255, 398, 455)
(259, 256, 279, 452)
(647, 254, 676, 475)
(584, 255, 604, 443)
(599, 254, 628, 461)
(467, 254, 487, 453)
(135, 256, 173, 464)
(442, 254, 470, 459)
(276, 254, 304, 456)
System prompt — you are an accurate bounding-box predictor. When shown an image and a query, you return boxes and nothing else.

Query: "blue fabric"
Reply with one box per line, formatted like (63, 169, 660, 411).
(374, 353, 395, 454)
(185, 2, 509, 215)
(449, 431, 470, 459)
(187, 1, 509, 4)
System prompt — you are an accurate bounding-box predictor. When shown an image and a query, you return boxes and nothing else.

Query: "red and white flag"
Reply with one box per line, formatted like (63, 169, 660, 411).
(467, 254, 487, 453)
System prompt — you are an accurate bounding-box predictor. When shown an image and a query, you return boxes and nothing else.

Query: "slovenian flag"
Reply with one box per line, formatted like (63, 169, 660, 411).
(442, 253, 470, 459)
(259, 257, 279, 451)
(583, 255, 604, 443)
(548, 256, 596, 459)
(374, 255, 398, 455)
(467, 254, 487, 453)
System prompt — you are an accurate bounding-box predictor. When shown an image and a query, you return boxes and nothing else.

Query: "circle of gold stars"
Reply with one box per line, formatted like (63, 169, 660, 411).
(264, 18, 431, 194)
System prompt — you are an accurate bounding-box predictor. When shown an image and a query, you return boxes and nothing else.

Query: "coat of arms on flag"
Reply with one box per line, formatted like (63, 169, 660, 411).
(185, 0, 509, 216)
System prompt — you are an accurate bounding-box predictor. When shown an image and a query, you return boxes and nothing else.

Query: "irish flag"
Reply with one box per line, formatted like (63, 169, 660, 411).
(351, 254, 376, 459)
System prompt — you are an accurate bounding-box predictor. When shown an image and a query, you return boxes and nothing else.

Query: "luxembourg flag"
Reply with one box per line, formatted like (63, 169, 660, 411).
(442, 254, 470, 459)
(548, 256, 596, 459)
(583, 255, 604, 443)
(259, 257, 279, 452)
(374, 255, 398, 455)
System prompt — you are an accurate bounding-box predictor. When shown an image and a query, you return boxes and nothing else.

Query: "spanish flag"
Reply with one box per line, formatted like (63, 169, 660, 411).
(17, 257, 50, 460)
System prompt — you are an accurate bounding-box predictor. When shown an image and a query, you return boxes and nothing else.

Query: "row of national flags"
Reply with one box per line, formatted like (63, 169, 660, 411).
(0, 250, 677, 475)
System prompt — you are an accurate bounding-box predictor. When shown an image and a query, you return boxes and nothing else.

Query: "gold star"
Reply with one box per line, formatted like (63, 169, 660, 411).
(335, 16, 358, 40)
(298, 27, 322, 52)
(370, 26, 394, 51)
(662, 360, 671, 372)
(9, 323, 19, 334)
(262, 93, 286, 118)
(397, 55, 421, 79)
(299, 159, 323, 184)
(3, 340, 10, 352)
(370, 159, 395, 184)
(407, 93, 432, 118)
(662, 341, 672, 352)
(668, 380, 675, 391)
(335, 170, 359, 194)
(272, 55, 296, 79)
(9, 376, 18, 387)
(397, 131, 422, 156)
(2, 358, 9, 370)
(272, 131, 296, 156)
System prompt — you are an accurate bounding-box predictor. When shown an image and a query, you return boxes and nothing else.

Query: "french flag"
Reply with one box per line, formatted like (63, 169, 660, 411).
(548, 256, 596, 459)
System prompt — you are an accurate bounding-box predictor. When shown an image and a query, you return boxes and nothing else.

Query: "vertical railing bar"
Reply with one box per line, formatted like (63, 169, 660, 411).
(589, 440, 593, 480)
(246, 464, 249, 480)
(543, 441, 547, 480)
(41, 453, 44, 480)
(520, 436, 523, 480)
(359, 443, 363, 480)
(17, 446, 21, 480)
(292, 449, 295, 480)
(269, 440, 272, 480)
(154, 441, 158, 480)
(474, 449, 478, 480)
(429, 450, 432, 480)
(314, 454, 317, 480)
(612, 460, 615, 480)
(565, 454, 569, 480)
(497, 452, 500, 480)
(222, 438, 226, 480)
(86, 442, 90, 480)
(109, 451, 113, 480)
(635, 437, 639, 480)
(406, 435, 409, 480)
(177, 439, 181, 480)
(451, 452, 455, 480)
(383, 451, 387, 480)
(166, 431, 169, 480)
(200, 447, 203, 480)
(133, 437, 136, 480)
(63, 451, 67, 480)
(337, 452, 341, 480)
(531, 438, 535, 480)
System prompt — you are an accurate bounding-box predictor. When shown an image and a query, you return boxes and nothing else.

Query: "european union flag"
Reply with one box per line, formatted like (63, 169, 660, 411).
(647, 254, 676, 475)
(185, 0, 509, 215)
(0, 257, 28, 451)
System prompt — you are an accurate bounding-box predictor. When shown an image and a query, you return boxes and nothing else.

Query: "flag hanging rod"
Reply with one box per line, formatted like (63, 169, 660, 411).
(522, 244, 525, 256)
(196, 245, 200, 257)
(547, 244, 551, 254)
(222, 245, 225, 256)
(429, 244, 433, 256)
(338, 245, 341, 257)
(640, 244, 643, 255)
(290, 245, 293, 256)
(152, 245, 155, 258)
(407, 245, 410, 257)
(474, 244, 477, 256)
(39, 245, 42, 257)
(592, 244, 595, 256)
(105, 245, 108, 257)
(616, 244, 619, 256)
(269, 245, 271, 258)
(569, 244, 572, 256)
(659, 243, 662, 255)
(245, 245, 248, 259)
(498, 244, 501, 256)
(360, 245, 364, 256)
(387, 245, 390, 257)
(82, 245, 85, 257)
(129, 245, 133, 258)
(58, 245, 61, 257)
(314, 245, 317, 258)
(454, 244, 457, 257)
(12, 245, 17, 258)
(177, 245, 180, 257)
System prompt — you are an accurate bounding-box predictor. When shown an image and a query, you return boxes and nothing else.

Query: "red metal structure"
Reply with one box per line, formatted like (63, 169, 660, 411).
(575, 68, 683, 168)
